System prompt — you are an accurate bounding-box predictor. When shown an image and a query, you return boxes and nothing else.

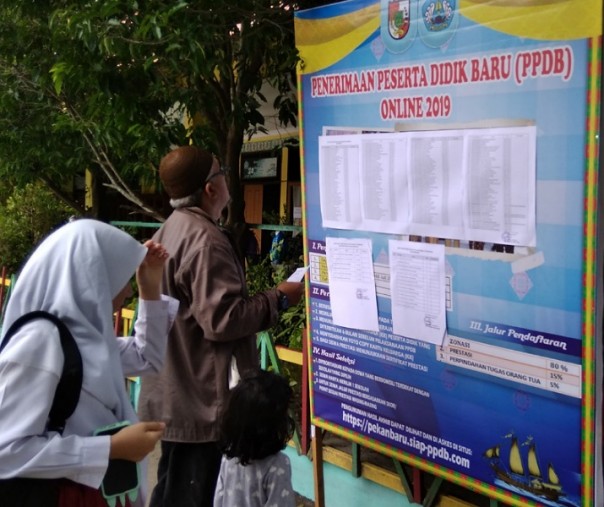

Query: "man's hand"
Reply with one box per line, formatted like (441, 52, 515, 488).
(276, 281, 304, 307)
(136, 241, 169, 300)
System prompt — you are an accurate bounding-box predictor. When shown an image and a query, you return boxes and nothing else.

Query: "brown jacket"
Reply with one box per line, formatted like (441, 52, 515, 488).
(138, 207, 280, 442)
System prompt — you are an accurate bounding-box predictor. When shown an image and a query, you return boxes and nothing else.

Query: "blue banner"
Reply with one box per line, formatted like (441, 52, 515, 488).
(296, 1, 601, 505)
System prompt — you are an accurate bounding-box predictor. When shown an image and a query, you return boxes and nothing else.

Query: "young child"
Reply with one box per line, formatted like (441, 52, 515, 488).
(214, 369, 296, 507)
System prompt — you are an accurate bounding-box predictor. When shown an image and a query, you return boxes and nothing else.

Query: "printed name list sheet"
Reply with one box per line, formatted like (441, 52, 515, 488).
(318, 126, 536, 246)
(325, 237, 379, 332)
(389, 240, 446, 344)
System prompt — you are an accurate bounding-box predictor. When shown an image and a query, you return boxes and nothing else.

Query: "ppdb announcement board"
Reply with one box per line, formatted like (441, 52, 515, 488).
(295, 1, 603, 506)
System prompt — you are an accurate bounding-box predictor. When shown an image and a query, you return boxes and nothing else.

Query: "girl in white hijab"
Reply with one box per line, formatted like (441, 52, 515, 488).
(0, 219, 178, 506)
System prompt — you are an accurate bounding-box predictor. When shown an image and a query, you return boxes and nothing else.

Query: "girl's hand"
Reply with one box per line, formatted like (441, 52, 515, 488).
(136, 241, 169, 300)
(109, 421, 166, 462)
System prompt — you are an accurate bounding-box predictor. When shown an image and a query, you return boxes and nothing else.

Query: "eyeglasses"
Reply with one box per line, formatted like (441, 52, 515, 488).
(205, 166, 228, 183)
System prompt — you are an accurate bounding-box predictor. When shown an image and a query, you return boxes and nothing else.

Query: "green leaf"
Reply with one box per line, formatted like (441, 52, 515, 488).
(49, 62, 66, 95)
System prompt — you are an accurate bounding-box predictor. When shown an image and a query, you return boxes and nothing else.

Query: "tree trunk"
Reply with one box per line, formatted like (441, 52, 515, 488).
(89, 168, 103, 219)
(224, 121, 248, 265)
(224, 121, 244, 226)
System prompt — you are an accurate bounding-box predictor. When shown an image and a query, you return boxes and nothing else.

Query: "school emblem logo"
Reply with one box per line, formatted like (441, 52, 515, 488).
(423, 0, 455, 33)
(387, 0, 410, 40)
(380, 0, 416, 54)
(418, 0, 458, 48)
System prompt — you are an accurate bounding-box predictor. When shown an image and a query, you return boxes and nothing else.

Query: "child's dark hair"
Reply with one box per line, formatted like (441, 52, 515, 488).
(219, 369, 295, 465)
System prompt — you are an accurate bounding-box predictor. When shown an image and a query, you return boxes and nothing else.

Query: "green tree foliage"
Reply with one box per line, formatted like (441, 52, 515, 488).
(0, 182, 75, 272)
(0, 0, 333, 224)
(0, 2, 187, 220)
(246, 229, 304, 349)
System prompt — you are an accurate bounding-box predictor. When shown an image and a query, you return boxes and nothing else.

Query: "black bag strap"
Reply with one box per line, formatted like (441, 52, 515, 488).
(0, 311, 83, 434)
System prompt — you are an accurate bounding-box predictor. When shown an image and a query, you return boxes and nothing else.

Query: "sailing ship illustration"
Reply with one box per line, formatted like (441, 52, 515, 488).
(483, 434, 564, 502)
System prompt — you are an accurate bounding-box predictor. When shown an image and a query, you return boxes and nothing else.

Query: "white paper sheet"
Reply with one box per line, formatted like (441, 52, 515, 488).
(389, 239, 446, 344)
(464, 126, 536, 246)
(317, 126, 536, 247)
(287, 266, 309, 282)
(359, 134, 410, 234)
(407, 130, 465, 239)
(325, 237, 379, 332)
(319, 136, 362, 229)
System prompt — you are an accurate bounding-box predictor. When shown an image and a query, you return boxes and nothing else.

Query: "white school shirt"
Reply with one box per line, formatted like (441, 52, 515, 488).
(0, 297, 177, 493)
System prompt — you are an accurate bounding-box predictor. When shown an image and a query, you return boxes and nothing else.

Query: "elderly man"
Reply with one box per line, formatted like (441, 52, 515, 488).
(138, 146, 303, 507)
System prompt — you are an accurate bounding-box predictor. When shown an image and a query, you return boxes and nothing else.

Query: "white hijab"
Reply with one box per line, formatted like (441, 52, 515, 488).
(1, 219, 147, 424)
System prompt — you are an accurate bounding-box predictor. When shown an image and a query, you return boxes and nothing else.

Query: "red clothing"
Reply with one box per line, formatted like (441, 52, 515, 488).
(58, 480, 132, 506)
